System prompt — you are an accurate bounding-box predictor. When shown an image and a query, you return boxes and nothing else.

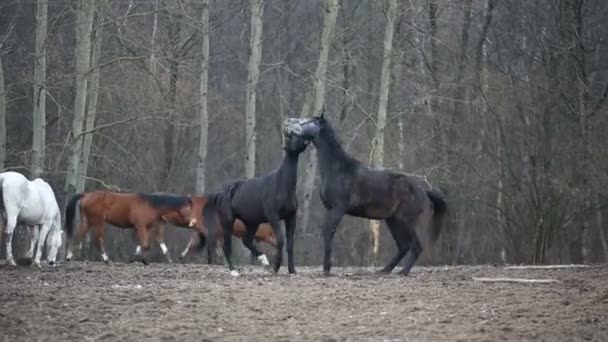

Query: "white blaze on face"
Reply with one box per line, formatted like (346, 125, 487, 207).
(160, 243, 169, 255)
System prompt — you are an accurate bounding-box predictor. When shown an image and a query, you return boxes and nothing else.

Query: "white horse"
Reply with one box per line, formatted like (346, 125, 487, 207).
(0, 171, 62, 267)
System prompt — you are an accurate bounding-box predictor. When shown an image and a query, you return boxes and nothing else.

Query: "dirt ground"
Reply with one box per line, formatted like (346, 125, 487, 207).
(0, 262, 606, 342)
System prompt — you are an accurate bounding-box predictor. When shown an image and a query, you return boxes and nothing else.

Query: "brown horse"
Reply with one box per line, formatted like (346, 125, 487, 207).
(64, 191, 196, 265)
(151, 195, 278, 265)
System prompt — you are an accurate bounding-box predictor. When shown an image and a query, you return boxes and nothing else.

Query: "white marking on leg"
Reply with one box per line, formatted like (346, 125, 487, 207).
(135, 245, 142, 255)
(66, 250, 73, 261)
(258, 254, 270, 267)
(160, 243, 169, 255)
(102, 253, 109, 263)
(180, 247, 189, 258)
(230, 270, 240, 277)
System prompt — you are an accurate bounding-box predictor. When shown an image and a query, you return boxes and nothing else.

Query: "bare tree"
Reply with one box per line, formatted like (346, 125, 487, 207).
(77, 7, 104, 191)
(65, 0, 95, 196)
(31, 0, 48, 178)
(244, 0, 265, 179)
(300, 0, 340, 234)
(0, 49, 6, 171)
(369, 0, 398, 264)
(195, 0, 210, 193)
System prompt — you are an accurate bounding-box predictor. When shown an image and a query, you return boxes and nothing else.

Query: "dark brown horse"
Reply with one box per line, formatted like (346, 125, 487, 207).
(64, 191, 196, 265)
(150, 195, 278, 264)
(285, 114, 448, 276)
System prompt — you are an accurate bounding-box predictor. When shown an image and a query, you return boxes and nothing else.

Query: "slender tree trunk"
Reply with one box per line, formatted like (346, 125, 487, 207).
(77, 12, 103, 192)
(150, 0, 159, 77)
(160, 12, 181, 191)
(299, 0, 339, 236)
(31, 0, 48, 178)
(0, 52, 6, 171)
(65, 0, 94, 196)
(195, 0, 210, 193)
(369, 0, 398, 265)
(244, 0, 264, 179)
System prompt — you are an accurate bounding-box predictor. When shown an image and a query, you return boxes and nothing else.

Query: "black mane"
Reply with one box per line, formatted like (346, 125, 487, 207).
(316, 118, 359, 167)
(139, 193, 189, 209)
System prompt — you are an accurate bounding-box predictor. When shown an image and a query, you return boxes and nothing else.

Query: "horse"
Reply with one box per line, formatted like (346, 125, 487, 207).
(64, 191, 196, 265)
(284, 113, 448, 276)
(150, 194, 278, 265)
(205, 132, 310, 276)
(0, 171, 63, 267)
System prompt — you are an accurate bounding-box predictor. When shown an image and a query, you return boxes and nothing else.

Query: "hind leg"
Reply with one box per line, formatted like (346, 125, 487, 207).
(25, 225, 40, 261)
(67, 215, 89, 262)
(34, 223, 51, 268)
(154, 222, 172, 263)
(179, 232, 198, 262)
(242, 224, 268, 268)
(92, 222, 110, 264)
(131, 225, 150, 265)
(4, 212, 19, 266)
(401, 233, 422, 275)
(378, 217, 413, 274)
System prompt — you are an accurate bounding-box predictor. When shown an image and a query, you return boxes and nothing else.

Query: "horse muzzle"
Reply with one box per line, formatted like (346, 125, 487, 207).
(188, 218, 197, 228)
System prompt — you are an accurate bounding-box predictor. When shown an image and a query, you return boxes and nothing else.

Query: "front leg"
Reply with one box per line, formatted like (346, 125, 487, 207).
(322, 208, 344, 276)
(284, 213, 297, 274)
(265, 213, 285, 274)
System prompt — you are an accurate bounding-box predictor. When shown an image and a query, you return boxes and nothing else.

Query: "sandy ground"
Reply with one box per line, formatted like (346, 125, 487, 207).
(0, 262, 606, 341)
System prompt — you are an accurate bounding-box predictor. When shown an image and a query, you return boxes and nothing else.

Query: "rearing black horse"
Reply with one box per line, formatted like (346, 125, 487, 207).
(284, 113, 447, 276)
(205, 132, 310, 276)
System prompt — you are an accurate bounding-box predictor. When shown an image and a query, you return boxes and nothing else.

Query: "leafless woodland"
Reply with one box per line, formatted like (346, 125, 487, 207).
(0, 0, 607, 267)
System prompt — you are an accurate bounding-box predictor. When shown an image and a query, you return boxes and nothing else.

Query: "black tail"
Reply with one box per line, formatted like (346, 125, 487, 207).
(65, 193, 85, 238)
(427, 188, 447, 242)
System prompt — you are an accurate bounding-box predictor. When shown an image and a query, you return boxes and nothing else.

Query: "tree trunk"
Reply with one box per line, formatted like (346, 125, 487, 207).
(369, 0, 398, 266)
(31, 0, 48, 178)
(0, 52, 6, 171)
(160, 12, 181, 191)
(150, 0, 159, 77)
(65, 0, 94, 196)
(77, 11, 103, 192)
(299, 0, 339, 238)
(195, 0, 210, 193)
(244, 0, 264, 179)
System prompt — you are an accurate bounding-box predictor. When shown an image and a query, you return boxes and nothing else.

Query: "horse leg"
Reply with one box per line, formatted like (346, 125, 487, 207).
(179, 232, 198, 262)
(266, 214, 285, 274)
(155, 222, 172, 263)
(321, 209, 344, 276)
(4, 212, 18, 266)
(93, 222, 110, 264)
(401, 231, 423, 276)
(34, 223, 51, 268)
(378, 217, 412, 274)
(219, 216, 238, 276)
(67, 215, 89, 262)
(285, 213, 296, 274)
(131, 225, 150, 265)
(242, 224, 268, 268)
(26, 225, 40, 262)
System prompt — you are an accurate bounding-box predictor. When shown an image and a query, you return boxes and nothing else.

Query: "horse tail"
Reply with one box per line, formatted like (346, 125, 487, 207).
(426, 188, 447, 242)
(65, 193, 85, 238)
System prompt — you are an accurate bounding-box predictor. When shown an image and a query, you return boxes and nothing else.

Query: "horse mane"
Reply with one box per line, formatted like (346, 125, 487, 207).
(139, 193, 189, 209)
(317, 118, 358, 166)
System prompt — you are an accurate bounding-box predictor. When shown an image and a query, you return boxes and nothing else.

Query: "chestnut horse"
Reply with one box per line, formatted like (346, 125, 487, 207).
(151, 195, 278, 265)
(64, 191, 196, 265)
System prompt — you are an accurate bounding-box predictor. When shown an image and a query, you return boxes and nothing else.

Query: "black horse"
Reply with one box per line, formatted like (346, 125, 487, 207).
(205, 132, 310, 276)
(284, 113, 448, 276)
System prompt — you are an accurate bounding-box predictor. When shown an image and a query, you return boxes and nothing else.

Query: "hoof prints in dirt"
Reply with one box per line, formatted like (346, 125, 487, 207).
(1, 262, 607, 341)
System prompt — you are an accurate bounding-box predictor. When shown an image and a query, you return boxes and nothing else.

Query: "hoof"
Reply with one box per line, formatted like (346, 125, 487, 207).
(376, 268, 391, 275)
(48, 260, 56, 267)
(34, 260, 42, 268)
(229, 270, 240, 277)
(257, 254, 270, 267)
(7, 259, 17, 267)
(322, 270, 332, 277)
(399, 271, 411, 276)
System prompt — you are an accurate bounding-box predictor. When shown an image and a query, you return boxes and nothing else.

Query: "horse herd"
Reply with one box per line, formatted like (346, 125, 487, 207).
(0, 114, 447, 277)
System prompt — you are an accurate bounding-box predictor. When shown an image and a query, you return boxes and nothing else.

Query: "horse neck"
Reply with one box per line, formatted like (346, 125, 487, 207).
(314, 130, 355, 176)
(277, 151, 300, 190)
